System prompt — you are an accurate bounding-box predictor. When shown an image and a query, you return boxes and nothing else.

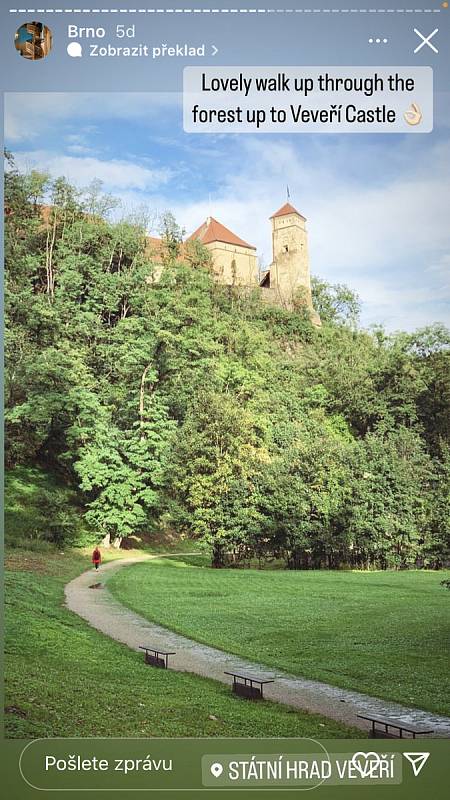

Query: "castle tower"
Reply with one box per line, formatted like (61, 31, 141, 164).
(265, 202, 320, 324)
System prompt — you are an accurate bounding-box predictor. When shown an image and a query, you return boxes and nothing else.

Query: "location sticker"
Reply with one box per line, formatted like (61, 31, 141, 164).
(210, 762, 224, 778)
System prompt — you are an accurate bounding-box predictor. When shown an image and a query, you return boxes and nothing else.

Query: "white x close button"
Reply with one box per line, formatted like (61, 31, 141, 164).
(414, 28, 439, 54)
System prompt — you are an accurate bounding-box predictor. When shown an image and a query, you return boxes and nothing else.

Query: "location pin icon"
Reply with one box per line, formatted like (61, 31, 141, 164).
(210, 762, 224, 778)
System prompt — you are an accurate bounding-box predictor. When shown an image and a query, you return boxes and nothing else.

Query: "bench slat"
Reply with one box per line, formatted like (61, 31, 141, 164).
(357, 713, 434, 734)
(139, 646, 176, 655)
(224, 671, 274, 685)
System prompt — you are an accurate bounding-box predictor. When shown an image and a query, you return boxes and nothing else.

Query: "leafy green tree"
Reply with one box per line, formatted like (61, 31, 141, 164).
(168, 392, 267, 566)
(346, 428, 432, 568)
(311, 276, 361, 327)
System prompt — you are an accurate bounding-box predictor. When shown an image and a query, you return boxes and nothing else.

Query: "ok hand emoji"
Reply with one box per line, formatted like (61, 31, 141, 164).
(403, 103, 423, 126)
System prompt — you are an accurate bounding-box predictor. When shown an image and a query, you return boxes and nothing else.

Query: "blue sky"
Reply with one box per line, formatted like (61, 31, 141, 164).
(5, 91, 450, 332)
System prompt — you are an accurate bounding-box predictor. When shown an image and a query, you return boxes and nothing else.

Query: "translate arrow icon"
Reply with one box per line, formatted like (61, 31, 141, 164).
(403, 752, 430, 777)
(211, 45, 218, 56)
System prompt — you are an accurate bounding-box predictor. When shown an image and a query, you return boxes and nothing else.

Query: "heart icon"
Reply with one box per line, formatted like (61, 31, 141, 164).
(351, 751, 381, 778)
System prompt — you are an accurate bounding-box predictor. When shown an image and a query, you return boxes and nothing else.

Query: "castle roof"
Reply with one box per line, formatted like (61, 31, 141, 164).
(270, 202, 306, 220)
(187, 216, 256, 250)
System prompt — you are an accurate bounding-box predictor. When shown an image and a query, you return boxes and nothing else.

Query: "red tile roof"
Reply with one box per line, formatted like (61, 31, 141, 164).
(145, 235, 187, 260)
(146, 235, 163, 249)
(270, 202, 305, 220)
(187, 216, 256, 250)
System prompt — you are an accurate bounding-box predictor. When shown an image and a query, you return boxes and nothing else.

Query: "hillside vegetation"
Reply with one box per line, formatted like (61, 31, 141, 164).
(5, 151, 450, 569)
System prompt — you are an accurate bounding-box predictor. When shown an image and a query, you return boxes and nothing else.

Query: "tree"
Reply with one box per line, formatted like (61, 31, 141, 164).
(168, 393, 266, 567)
(159, 211, 184, 264)
(311, 276, 361, 328)
(346, 428, 432, 568)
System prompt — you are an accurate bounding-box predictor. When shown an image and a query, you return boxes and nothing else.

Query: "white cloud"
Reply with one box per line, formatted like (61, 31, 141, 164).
(13, 150, 173, 192)
(167, 136, 450, 331)
(66, 144, 95, 155)
(166, 136, 449, 260)
(425, 252, 450, 286)
(348, 275, 450, 331)
(64, 133, 95, 154)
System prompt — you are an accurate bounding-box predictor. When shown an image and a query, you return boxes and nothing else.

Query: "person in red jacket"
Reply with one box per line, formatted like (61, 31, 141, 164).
(92, 546, 101, 570)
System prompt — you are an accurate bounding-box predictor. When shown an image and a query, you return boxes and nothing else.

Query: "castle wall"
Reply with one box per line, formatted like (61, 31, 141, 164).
(142, 236, 258, 288)
(206, 241, 258, 287)
(259, 286, 281, 306)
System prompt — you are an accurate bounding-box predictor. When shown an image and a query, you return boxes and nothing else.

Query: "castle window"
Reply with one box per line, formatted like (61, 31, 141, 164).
(284, 245, 289, 253)
(260, 271, 270, 288)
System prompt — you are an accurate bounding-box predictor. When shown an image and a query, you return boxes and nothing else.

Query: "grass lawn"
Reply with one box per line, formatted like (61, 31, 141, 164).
(4, 549, 358, 739)
(108, 557, 450, 716)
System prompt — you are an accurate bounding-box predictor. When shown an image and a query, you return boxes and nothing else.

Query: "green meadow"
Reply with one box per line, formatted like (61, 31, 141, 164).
(5, 550, 358, 739)
(109, 557, 450, 715)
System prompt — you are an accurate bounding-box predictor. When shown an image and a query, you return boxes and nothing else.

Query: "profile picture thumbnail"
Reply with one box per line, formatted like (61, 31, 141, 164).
(15, 21, 52, 60)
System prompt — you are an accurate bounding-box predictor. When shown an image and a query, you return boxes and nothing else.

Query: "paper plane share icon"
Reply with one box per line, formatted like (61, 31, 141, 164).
(403, 752, 430, 777)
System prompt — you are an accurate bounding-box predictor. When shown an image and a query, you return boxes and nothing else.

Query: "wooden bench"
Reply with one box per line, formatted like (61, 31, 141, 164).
(224, 671, 274, 700)
(357, 713, 434, 739)
(139, 646, 176, 669)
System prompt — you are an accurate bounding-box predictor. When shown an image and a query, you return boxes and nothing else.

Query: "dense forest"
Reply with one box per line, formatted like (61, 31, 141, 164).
(4, 151, 450, 569)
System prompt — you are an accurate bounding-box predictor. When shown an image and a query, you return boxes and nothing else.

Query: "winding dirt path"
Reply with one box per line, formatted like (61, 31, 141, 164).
(65, 556, 450, 737)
